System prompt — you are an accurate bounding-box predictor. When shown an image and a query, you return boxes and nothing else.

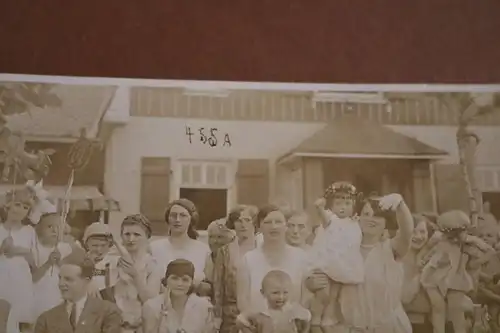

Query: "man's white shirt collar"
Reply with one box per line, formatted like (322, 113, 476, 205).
(66, 295, 88, 324)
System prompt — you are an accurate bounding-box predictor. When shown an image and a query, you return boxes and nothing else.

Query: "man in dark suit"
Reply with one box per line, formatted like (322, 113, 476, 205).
(34, 251, 122, 333)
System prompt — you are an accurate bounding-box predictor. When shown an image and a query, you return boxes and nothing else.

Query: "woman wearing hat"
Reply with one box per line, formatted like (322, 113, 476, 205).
(0, 186, 38, 332)
(150, 199, 210, 286)
(142, 259, 216, 333)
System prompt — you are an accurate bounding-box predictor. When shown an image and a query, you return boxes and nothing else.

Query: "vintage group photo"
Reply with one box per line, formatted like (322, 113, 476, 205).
(0, 75, 499, 333)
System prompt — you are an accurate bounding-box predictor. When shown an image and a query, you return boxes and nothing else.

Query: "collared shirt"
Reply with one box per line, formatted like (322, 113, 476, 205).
(66, 295, 88, 325)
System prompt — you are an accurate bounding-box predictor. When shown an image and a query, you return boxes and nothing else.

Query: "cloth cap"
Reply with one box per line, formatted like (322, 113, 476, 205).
(165, 259, 195, 279)
(83, 222, 111, 243)
(437, 210, 471, 231)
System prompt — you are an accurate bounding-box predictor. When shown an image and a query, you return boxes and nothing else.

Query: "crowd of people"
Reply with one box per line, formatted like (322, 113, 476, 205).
(0, 181, 499, 333)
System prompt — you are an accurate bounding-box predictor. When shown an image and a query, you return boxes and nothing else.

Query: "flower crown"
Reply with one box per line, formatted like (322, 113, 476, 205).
(324, 181, 357, 199)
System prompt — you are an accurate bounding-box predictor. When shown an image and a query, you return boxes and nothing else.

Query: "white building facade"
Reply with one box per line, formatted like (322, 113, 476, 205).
(104, 87, 500, 235)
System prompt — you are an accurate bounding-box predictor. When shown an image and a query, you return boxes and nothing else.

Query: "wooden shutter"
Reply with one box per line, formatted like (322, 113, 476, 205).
(140, 157, 171, 235)
(434, 163, 469, 213)
(236, 159, 270, 207)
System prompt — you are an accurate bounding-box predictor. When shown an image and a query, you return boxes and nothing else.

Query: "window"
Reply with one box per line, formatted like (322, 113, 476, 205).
(177, 160, 232, 189)
(476, 167, 500, 192)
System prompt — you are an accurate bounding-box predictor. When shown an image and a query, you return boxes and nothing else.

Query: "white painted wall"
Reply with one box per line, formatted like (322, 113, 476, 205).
(105, 117, 323, 233)
(105, 117, 500, 234)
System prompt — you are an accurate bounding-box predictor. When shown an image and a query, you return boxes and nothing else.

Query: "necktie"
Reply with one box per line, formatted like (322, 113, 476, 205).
(69, 302, 77, 330)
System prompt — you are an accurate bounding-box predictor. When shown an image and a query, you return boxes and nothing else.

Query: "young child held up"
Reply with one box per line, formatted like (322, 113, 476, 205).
(238, 270, 311, 333)
(308, 181, 364, 333)
(82, 222, 119, 297)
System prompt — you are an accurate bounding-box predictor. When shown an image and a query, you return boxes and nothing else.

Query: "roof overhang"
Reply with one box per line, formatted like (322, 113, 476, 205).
(277, 115, 449, 165)
(278, 151, 447, 165)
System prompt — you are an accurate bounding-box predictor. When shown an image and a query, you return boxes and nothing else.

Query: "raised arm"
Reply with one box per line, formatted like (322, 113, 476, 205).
(138, 262, 163, 303)
(314, 197, 331, 228)
(382, 194, 413, 259)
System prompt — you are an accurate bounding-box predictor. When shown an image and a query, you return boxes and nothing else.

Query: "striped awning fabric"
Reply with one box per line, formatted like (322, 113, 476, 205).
(0, 185, 120, 211)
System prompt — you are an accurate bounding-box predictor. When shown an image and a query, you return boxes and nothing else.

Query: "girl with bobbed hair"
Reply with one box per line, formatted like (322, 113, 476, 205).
(150, 198, 210, 287)
(143, 259, 216, 333)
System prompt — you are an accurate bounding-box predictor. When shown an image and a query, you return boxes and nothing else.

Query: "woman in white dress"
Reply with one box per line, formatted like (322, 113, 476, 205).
(0, 187, 38, 333)
(32, 212, 75, 320)
(236, 204, 308, 317)
(150, 199, 210, 287)
(307, 193, 414, 333)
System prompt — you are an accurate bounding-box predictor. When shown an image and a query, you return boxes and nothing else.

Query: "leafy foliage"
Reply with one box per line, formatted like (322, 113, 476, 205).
(0, 83, 62, 116)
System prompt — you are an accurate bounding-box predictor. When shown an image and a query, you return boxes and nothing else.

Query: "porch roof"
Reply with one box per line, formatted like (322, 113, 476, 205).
(6, 85, 116, 141)
(278, 116, 448, 163)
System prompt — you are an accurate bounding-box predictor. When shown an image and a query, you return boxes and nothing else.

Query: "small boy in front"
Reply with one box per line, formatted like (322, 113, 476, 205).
(238, 270, 311, 333)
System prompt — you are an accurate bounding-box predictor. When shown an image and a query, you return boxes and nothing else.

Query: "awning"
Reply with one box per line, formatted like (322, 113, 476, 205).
(278, 116, 448, 164)
(5, 85, 117, 140)
(0, 185, 120, 211)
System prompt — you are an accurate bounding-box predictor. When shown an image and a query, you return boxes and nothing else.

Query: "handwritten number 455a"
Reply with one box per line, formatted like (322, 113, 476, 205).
(185, 126, 232, 147)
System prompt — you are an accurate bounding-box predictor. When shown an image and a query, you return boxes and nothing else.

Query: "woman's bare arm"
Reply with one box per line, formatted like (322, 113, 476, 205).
(142, 302, 159, 333)
(314, 198, 331, 228)
(391, 200, 414, 259)
(135, 264, 162, 303)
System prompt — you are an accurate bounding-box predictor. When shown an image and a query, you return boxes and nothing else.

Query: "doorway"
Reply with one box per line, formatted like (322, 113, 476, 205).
(179, 188, 228, 230)
(482, 192, 500, 221)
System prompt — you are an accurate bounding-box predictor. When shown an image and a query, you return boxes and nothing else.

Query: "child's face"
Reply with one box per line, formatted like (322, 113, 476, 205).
(261, 279, 290, 309)
(331, 195, 354, 218)
(6, 201, 30, 222)
(480, 228, 498, 248)
(86, 237, 111, 261)
(411, 220, 429, 250)
(166, 274, 193, 296)
(38, 215, 60, 243)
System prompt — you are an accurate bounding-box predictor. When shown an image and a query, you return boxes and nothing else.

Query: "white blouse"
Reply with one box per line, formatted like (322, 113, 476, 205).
(150, 237, 210, 284)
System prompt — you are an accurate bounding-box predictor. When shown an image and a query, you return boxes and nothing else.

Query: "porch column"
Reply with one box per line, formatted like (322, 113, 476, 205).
(303, 158, 324, 209)
(412, 161, 435, 213)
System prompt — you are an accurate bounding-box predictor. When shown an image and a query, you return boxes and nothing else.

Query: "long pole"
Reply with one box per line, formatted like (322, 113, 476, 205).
(52, 169, 74, 275)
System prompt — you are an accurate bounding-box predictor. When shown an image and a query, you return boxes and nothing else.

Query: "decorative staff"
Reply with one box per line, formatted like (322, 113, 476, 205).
(57, 127, 102, 248)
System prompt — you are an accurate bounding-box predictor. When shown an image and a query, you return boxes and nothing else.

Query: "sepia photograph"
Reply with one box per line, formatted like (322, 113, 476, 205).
(0, 74, 499, 333)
